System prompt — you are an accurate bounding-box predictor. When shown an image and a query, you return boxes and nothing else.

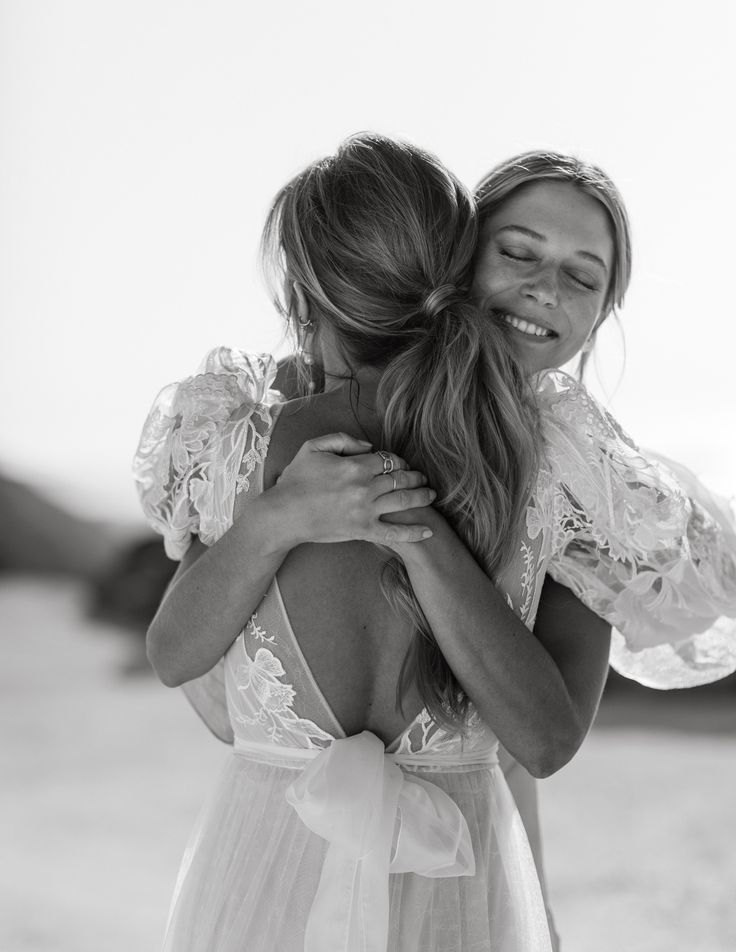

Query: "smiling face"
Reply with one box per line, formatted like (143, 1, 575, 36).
(472, 180, 615, 374)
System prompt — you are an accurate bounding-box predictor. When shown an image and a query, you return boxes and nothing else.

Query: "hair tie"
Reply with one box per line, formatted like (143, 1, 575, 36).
(421, 283, 460, 319)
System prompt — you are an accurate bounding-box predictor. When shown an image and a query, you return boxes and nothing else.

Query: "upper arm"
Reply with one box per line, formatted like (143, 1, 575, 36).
(150, 535, 209, 631)
(533, 574, 611, 738)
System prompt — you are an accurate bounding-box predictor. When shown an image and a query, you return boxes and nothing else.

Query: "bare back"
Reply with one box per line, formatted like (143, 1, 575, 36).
(245, 390, 425, 745)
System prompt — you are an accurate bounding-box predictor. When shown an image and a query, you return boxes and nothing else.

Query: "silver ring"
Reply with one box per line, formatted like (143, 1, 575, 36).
(391, 472, 398, 492)
(376, 450, 394, 474)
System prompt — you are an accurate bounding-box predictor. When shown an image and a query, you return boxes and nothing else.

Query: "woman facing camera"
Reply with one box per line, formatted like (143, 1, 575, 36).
(472, 149, 633, 938)
(472, 147, 736, 945)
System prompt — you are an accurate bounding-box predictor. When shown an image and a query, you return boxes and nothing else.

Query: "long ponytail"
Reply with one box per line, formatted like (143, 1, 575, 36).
(262, 133, 541, 733)
(379, 301, 539, 731)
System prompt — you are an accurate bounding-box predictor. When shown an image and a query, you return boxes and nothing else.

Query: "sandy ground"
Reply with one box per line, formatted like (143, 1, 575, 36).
(2, 577, 735, 952)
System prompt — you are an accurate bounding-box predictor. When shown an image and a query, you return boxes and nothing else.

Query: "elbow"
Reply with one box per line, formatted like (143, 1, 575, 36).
(153, 664, 188, 689)
(525, 751, 570, 780)
(524, 745, 577, 780)
(519, 718, 588, 780)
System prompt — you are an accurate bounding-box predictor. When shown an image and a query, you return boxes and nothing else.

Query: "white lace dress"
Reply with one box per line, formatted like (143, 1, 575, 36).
(133, 347, 736, 952)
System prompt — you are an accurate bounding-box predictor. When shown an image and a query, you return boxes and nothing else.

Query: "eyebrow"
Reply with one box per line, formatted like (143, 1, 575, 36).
(495, 225, 609, 272)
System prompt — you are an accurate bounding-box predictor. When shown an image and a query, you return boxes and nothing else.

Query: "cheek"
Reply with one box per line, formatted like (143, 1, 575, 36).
(571, 299, 605, 339)
(471, 256, 514, 298)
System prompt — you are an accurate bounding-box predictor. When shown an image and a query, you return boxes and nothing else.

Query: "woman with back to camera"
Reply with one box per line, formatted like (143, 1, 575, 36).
(174, 147, 736, 949)
(135, 135, 736, 951)
(136, 133, 612, 952)
(169, 150, 630, 950)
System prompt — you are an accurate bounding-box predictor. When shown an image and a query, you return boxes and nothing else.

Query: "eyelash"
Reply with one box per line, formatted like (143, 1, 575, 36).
(499, 249, 599, 292)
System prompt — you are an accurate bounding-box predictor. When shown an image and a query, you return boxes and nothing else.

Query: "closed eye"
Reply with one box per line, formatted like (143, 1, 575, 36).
(498, 244, 601, 290)
(499, 248, 535, 262)
(567, 272, 600, 291)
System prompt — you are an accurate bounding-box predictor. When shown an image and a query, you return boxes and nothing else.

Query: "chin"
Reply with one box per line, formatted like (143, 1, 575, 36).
(515, 350, 557, 377)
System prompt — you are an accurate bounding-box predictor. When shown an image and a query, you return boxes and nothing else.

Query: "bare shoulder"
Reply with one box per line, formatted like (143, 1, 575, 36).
(273, 356, 325, 398)
(264, 392, 362, 489)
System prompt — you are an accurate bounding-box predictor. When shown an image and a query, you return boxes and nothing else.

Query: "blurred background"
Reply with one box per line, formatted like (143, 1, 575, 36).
(1, 1, 735, 950)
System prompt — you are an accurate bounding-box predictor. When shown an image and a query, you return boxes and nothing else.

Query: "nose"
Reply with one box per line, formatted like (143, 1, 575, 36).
(521, 268, 559, 308)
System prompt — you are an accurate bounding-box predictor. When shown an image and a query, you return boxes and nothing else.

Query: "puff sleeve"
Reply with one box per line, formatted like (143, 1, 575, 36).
(536, 372, 736, 689)
(132, 347, 280, 560)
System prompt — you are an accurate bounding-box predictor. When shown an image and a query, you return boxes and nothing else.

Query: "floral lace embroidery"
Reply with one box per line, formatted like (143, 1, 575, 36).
(132, 348, 279, 559)
(168, 372, 244, 472)
(235, 403, 274, 495)
(518, 540, 536, 621)
(395, 706, 497, 763)
(536, 371, 736, 684)
(138, 350, 736, 750)
(248, 614, 276, 645)
(233, 620, 334, 749)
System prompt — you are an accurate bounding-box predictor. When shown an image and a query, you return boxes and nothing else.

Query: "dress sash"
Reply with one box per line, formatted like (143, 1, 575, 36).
(285, 731, 477, 952)
(234, 732, 550, 952)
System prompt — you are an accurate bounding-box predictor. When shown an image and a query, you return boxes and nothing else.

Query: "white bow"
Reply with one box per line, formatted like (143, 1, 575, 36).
(285, 731, 476, 952)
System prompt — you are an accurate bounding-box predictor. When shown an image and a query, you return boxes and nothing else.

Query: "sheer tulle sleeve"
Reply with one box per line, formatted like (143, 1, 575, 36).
(536, 372, 736, 689)
(133, 347, 282, 744)
(132, 347, 279, 560)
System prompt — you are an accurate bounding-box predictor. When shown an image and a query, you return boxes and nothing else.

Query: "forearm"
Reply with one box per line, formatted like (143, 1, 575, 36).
(399, 516, 581, 777)
(147, 490, 298, 686)
(147, 433, 435, 686)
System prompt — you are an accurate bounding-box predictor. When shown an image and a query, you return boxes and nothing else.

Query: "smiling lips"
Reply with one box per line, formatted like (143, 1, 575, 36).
(496, 311, 557, 339)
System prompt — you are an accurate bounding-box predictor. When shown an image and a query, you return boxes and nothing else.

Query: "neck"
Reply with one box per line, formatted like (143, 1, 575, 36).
(321, 363, 384, 447)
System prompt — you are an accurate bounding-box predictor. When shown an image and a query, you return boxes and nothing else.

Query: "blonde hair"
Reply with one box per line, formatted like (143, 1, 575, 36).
(475, 150, 632, 378)
(262, 133, 541, 732)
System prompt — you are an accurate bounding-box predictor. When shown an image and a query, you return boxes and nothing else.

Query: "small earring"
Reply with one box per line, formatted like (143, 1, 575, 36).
(581, 333, 596, 354)
(297, 317, 316, 367)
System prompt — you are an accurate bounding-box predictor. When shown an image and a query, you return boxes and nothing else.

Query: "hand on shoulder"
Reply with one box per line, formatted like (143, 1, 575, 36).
(262, 432, 438, 548)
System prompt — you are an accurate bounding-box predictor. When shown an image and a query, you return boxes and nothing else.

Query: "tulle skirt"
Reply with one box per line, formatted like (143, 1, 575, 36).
(162, 753, 550, 951)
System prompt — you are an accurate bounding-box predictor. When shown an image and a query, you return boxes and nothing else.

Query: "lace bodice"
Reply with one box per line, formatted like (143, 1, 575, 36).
(225, 572, 500, 763)
(134, 347, 506, 760)
(133, 348, 736, 754)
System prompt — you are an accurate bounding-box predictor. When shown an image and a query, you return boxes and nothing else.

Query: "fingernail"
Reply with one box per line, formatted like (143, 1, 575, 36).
(428, 489, 437, 500)
(422, 529, 433, 539)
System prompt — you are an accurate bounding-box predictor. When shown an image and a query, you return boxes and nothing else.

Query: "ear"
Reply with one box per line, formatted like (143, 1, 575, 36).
(292, 282, 311, 325)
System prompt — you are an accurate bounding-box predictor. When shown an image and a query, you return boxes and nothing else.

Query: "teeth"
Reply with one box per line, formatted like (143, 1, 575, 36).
(501, 314, 552, 338)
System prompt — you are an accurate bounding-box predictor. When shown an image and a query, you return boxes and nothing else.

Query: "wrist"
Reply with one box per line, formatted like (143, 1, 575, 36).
(252, 484, 311, 555)
(387, 507, 450, 568)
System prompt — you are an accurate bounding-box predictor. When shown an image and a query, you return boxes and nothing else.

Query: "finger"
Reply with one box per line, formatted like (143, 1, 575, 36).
(372, 470, 428, 499)
(369, 450, 409, 476)
(307, 432, 373, 457)
(375, 487, 437, 515)
(373, 523, 434, 545)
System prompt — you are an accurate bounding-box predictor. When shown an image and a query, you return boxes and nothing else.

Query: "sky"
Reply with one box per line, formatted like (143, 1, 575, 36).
(1, 0, 735, 523)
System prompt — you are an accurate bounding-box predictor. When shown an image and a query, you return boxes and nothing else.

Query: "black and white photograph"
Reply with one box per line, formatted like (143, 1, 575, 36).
(2, 2, 735, 950)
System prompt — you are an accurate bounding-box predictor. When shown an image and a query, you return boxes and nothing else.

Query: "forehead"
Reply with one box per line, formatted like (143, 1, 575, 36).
(483, 180, 614, 263)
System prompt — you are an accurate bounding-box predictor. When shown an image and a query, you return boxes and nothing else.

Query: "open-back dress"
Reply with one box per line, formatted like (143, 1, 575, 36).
(133, 347, 736, 952)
